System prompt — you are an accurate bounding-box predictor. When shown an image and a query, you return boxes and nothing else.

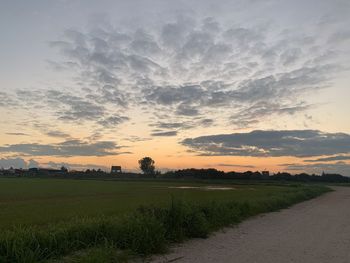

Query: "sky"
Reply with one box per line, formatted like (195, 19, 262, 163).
(1, 0, 350, 175)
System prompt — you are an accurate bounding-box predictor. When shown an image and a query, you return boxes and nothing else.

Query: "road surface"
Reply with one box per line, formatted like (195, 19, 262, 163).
(150, 187, 350, 263)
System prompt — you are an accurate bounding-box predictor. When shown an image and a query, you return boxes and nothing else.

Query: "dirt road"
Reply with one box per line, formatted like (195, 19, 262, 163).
(150, 187, 350, 263)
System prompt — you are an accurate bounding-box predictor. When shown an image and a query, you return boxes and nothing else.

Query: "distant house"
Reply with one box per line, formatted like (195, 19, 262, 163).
(111, 166, 122, 174)
(262, 170, 270, 179)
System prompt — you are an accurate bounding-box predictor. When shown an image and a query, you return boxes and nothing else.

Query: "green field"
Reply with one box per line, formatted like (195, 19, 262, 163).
(0, 178, 308, 228)
(0, 178, 330, 262)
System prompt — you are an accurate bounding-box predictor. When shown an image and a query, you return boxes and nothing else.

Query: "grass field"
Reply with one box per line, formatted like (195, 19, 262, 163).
(0, 178, 330, 262)
(0, 178, 309, 228)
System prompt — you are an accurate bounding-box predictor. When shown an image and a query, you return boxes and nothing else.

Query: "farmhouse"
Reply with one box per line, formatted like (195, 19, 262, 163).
(262, 170, 270, 179)
(111, 166, 122, 174)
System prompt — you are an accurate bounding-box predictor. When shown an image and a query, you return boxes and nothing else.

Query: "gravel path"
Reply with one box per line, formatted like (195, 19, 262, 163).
(150, 187, 350, 263)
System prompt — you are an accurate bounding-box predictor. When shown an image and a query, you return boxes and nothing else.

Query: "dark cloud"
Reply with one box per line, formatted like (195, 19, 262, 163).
(46, 91, 105, 121)
(97, 115, 129, 128)
(175, 104, 200, 116)
(153, 122, 191, 130)
(231, 102, 311, 127)
(282, 162, 350, 176)
(16, 89, 128, 128)
(199, 118, 214, 126)
(216, 163, 256, 168)
(182, 130, 350, 157)
(89, 85, 128, 107)
(304, 155, 350, 163)
(144, 85, 204, 106)
(123, 136, 152, 142)
(151, 131, 178, 137)
(6, 132, 29, 136)
(0, 139, 123, 157)
(16, 89, 106, 122)
(46, 16, 341, 130)
(151, 118, 215, 133)
(141, 62, 334, 126)
(6, 14, 344, 136)
(46, 130, 71, 138)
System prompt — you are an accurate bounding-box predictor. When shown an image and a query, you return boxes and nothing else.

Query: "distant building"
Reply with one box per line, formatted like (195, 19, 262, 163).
(262, 170, 270, 179)
(111, 166, 122, 174)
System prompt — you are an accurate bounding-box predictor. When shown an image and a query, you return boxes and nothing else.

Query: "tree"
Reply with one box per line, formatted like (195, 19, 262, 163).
(60, 166, 68, 173)
(138, 157, 155, 175)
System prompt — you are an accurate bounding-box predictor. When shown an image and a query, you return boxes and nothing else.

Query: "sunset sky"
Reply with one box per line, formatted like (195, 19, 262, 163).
(1, 0, 350, 175)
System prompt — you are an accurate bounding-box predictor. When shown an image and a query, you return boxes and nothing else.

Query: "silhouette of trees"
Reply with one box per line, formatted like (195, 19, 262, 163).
(60, 166, 68, 173)
(138, 157, 155, 175)
(162, 168, 349, 183)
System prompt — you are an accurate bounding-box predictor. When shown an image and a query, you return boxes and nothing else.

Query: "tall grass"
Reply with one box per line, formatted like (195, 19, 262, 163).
(0, 185, 330, 262)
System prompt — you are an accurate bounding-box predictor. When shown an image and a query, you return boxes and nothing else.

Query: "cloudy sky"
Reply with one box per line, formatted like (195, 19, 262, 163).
(1, 0, 350, 174)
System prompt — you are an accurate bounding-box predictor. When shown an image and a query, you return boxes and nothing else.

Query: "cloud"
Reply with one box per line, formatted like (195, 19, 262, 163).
(151, 131, 178, 137)
(304, 155, 350, 162)
(153, 122, 192, 130)
(176, 104, 200, 116)
(144, 85, 204, 106)
(46, 130, 71, 138)
(182, 130, 350, 157)
(151, 118, 214, 130)
(3, 13, 347, 142)
(0, 158, 38, 169)
(97, 115, 129, 128)
(141, 62, 335, 126)
(16, 89, 128, 128)
(215, 163, 256, 169)
(123, 136, 152, 142)
(16, 89, 106, 122)
(0, 157, 107, 171)
(6, 132, 29, 136)
(0, 139, 124, 157)
(89, 85, 128, 107)
(328, 30, 350, 44)
(45, 161, 108, 171)
(282, 162, 350, 176)
(46, 90, 106, 121)
(231, 102, 311, 127)
(44, 15, 343, 130)
(0, 157, 28, 169)
(0, 92, 17, 107)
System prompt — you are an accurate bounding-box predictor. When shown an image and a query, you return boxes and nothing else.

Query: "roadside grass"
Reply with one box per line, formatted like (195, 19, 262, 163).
(0, 183, 330, 263)
(48, 243, 132, 263)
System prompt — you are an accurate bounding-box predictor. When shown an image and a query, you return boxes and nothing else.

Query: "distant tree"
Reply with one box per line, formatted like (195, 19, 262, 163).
(60, 166, 68, 173)
(138, 157, 155, 175)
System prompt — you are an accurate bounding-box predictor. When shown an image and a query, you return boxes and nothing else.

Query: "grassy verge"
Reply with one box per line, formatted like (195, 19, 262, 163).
(0, 185, 330, 263)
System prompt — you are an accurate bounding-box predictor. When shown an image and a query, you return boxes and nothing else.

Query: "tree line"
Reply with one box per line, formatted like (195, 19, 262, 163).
(1, 156, 348, 183)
